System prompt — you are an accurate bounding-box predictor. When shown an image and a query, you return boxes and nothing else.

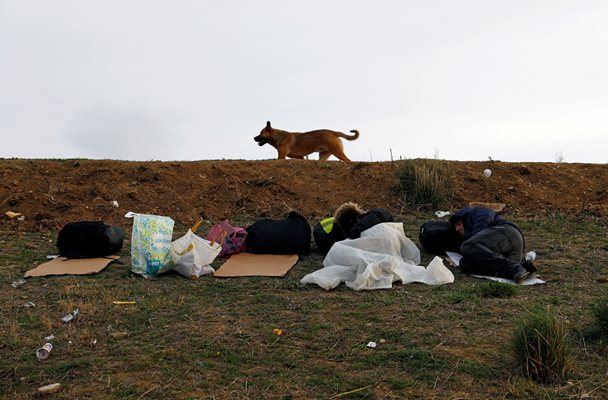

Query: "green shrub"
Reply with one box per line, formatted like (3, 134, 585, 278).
(511, 308, 571, 384)
(397, 159, 452, 210)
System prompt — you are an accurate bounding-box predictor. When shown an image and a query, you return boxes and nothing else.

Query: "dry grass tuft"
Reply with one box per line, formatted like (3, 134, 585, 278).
(511, 308, 572, 384)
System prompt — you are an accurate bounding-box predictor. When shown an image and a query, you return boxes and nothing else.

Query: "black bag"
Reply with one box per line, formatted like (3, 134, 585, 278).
(419, 221, 463, 255)
(245, 211, 311, 255)
(56, 221, 125, 258)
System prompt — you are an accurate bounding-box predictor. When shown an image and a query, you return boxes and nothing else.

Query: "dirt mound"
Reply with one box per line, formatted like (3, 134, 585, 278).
(1, 159, 606, 232)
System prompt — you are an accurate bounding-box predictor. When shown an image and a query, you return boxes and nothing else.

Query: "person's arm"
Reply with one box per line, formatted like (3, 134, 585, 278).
(466, 208, 497, 237)
(348, 208, 393, 239)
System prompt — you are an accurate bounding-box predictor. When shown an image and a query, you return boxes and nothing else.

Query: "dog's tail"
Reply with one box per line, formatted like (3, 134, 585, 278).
(338, 129, 360, 141)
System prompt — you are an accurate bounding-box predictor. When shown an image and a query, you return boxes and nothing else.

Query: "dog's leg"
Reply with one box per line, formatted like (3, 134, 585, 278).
(319, 151, 331, 161)
(333, 152, 352, 162)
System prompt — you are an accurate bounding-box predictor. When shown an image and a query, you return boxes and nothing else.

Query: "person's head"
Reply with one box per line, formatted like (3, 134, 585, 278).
(449, 215, 466, 236)
(334, 202, 364, 234)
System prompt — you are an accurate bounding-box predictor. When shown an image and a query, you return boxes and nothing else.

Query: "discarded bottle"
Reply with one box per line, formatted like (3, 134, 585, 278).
(36, 343, 53, 360)
(525, 250, 537, 261)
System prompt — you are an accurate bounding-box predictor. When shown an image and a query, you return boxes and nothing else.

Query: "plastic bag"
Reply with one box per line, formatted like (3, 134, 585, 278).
(171, 229, 222, 279)
(126, 212, 174, 278)
(207, 220, 247, 257)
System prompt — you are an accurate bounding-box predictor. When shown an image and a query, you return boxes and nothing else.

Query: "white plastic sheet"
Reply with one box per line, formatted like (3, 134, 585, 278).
(301, 222, 454, 290)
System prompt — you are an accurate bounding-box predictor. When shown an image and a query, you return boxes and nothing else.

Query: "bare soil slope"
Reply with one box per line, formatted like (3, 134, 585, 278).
(1, 159, 607, 232)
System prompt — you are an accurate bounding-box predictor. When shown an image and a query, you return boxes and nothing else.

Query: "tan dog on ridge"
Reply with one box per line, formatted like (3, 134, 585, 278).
(254, 121, 359, 162)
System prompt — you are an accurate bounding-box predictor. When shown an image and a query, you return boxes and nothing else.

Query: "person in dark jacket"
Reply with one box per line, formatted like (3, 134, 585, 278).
(313, 202, 394, 255)
(448, 206, 536, 283)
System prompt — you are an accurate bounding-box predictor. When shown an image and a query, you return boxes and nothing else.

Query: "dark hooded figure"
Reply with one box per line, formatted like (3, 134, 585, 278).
(449, 206, 537, 283)
(313, 202, 393, 255)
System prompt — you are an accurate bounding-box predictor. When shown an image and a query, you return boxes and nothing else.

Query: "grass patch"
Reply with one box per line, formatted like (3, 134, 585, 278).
(511, 308, 572, 384)
(590, 289, 608, 339)
(2, 213, 608, 398)
(397, 159, 452, 210)
(478, 281, 517, 298)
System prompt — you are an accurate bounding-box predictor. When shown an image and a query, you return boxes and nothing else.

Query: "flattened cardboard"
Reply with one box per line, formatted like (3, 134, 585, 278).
(213, 253, 298, 278)
(25, 255, 120, 277)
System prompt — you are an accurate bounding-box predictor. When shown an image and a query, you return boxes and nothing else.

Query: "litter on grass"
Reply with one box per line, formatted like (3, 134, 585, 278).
(61, 308, 80, 323)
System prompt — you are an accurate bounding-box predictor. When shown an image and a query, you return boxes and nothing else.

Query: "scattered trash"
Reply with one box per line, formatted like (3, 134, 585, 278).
(61, 308, 80, 323)
(434, 211, 450, 218)
(112, 301, 136, 305)
(5, 211, 22, 219)
(21, 301, 36, 308)
(366, 341, 377, 348)
(11, 279, 26, 288)
(110, 331, 129, 339)
(111, 200, 119, 208)
(483, 169, 492, 178)
(526, 250, 537, 261)
(17, 215, 25, 221)
(36, 382, 61, 395)
(272, 328, 284, 336)
(44, 335, 55, 341)
(379, 338, 386, 344)
(91, 339, 97, 346)
(46, 255, 59, 259)
(36, 343, 53, 361)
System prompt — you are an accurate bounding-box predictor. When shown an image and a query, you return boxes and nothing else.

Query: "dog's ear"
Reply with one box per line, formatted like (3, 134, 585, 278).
(266, 121, 272, 130)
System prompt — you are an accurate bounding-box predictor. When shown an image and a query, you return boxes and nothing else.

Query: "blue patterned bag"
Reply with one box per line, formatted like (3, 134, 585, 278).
(126, 212, 175, 278)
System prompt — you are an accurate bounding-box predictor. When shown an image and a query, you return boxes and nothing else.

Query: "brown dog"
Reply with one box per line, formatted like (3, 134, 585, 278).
(254, 121, 359, 161)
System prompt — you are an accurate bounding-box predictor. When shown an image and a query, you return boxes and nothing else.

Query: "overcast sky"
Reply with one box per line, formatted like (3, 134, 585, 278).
(1, 1, 607, 163)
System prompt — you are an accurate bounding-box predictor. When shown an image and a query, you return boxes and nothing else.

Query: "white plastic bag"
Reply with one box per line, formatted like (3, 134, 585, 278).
(170, 229, 222, 279)
(126, 212, 175, 278)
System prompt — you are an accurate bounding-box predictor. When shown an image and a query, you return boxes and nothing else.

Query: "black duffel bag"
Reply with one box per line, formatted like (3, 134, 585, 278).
(56, 221, 125, 258)
(419, 220, 463, 255)
(245, 211, 311, 255)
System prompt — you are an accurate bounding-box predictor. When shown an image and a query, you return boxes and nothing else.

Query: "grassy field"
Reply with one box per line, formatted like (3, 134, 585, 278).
(1, 213, 608, 399)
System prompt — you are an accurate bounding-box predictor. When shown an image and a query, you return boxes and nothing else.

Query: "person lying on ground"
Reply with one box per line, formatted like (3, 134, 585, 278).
(313, 202, 394, 255)
(448, 206, 537, 283)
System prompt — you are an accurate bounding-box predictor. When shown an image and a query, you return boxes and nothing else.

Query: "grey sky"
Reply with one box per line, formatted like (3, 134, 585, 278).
(1, 1, 607, 162)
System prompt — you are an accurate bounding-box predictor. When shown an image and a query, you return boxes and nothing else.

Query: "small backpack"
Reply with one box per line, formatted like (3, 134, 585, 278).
(419, 221, 463, 255)
(56, 221, 125, 258)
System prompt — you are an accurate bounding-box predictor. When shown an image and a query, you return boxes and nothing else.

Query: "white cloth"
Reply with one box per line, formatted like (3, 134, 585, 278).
(301, 223, 454, 290)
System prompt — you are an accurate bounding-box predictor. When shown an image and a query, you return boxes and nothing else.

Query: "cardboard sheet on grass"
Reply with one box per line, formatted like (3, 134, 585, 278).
(213, 253, 298, 278)
(25, 255, 120, 277)
(446, 251, 545, 285)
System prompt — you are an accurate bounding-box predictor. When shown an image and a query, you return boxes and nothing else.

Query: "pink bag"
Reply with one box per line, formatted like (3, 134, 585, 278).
(207, 220, 248, 257)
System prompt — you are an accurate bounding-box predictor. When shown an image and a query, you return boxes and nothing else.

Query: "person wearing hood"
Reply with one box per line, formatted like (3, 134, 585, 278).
(313, 202, 393, 255)
(449, 206, 536, 283)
